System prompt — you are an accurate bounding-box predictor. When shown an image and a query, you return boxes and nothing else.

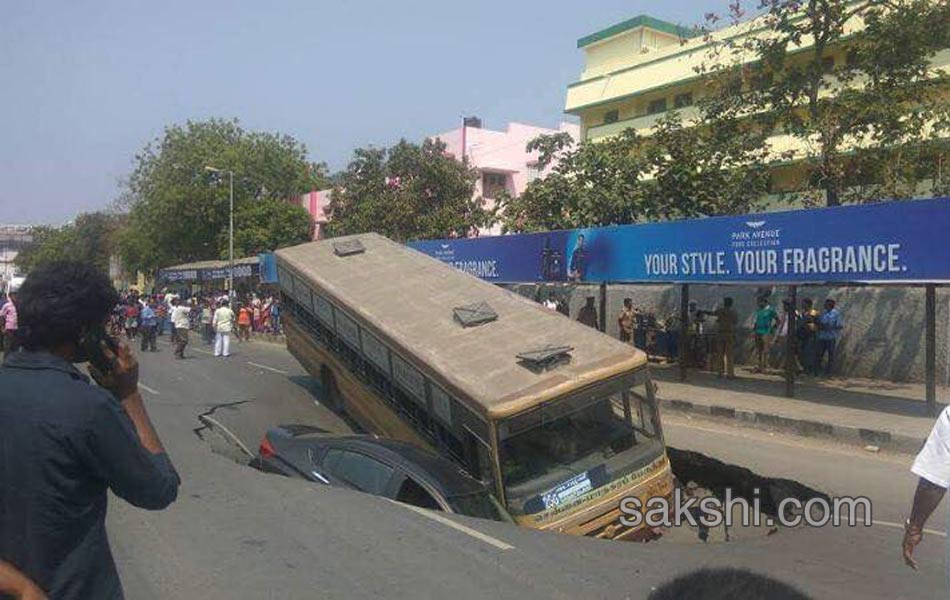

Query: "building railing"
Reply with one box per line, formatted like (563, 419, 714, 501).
(586, 106, 701, 141)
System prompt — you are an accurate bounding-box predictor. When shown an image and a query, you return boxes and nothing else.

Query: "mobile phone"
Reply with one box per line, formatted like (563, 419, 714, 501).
(80, 325, 119, 373)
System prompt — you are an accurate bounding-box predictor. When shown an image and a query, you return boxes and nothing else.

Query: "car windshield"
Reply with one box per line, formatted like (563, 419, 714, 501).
(499, 382, 662, 517)
(448, 491, 514, 523)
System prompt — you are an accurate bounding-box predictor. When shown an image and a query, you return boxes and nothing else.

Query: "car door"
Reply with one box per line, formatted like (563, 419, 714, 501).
(319, 448, 398, 496)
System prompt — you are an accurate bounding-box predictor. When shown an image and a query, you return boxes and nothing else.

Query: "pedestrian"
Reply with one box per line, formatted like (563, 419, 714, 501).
(752, 296, 779, 373)
(0, 261, 179, 599)
(188, 298, 200, 332)
(797, 298, 821, 375)
(902, 405, 950, 570)
(261, 297, 272, 331)
(0, 291, 19, 356)
(617, 298, 636, 344)
(815, 298, 843, 376)
(270, 298, 281, 334)
(139, 301, 158, 352)
(576, 296, 599, 330)
(712, 297, 738, 379)
(770, 299, 797, 370)
(252, 296, 263, 332)
(685, 300, 708, 367)
(213, 298, 235, 357)
(542, 292, 559, 312)
(237, 303, 252, 341)
(155, 300, 168, 338)
(169, 298, 191, 359)
(124, 300, 139, 340)
(165, 293, 179, 343)
(201, 300, 214, 345)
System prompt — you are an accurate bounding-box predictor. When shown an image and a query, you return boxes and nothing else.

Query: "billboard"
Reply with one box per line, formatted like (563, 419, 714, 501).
(159, 260, 259, 283)
(409, 198, 950, 284)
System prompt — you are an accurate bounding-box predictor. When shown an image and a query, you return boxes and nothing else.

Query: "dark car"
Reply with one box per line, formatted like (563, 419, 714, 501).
(253, 425, 512, 523)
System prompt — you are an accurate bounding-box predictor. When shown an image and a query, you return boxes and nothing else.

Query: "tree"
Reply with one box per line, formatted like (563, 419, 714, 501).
(499, 129, 650, 232)
(500, 109, 771, 232)
(644, 112, 772, 216)
(230, 198, 313, 257)
(701, 0, 950, 206)
(119, 118, 327, 274)
(326, 138, 492, 241)
(15, 213, 121, 274)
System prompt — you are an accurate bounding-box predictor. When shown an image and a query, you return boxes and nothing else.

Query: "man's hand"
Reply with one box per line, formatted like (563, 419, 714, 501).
(88, 341, 139, 400)
(16, 580, 47, 600)
(0, 561, 47, 600)
(902, 522, 923, 570)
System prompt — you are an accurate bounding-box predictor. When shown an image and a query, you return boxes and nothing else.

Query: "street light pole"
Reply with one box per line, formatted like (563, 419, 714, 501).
(205, 165, 235, 298)
(228, 169, 234, 299)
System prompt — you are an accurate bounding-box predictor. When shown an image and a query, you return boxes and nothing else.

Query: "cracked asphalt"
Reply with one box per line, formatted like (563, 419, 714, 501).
(105, 336, 948, 599)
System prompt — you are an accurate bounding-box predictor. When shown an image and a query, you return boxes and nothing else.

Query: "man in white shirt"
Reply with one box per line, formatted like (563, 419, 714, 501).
(212, 299, 235, 358)
(169, 298, 191, 359)
(164, 293, 180, 342)
(902, 406, 950, 569)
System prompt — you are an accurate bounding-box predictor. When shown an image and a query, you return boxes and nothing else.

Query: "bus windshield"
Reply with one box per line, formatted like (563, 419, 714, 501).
(499, 381, 662, 517)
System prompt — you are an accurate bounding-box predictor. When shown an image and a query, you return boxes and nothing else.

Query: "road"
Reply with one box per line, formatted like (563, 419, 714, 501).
(106, 336, 949, 599)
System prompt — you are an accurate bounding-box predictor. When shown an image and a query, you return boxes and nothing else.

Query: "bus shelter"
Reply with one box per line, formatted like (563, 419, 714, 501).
(157, 252, 279, 293)
(410, 198, 950, 416)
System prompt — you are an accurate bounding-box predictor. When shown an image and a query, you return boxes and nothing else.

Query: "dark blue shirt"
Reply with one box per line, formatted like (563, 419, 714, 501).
(570, 246, 587, 279)
(0, 351, 180, 600)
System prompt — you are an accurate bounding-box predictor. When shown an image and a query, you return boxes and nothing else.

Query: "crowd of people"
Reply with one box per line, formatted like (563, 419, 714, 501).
(107, 290, 283, 359)
(536, 290, 845, 378)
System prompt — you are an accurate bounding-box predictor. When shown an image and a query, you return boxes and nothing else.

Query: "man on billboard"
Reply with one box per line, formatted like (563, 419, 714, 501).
(568, 234, 588, 282)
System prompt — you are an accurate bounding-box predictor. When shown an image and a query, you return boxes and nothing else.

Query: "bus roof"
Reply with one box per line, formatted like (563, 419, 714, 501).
(275, 233, 648, 420)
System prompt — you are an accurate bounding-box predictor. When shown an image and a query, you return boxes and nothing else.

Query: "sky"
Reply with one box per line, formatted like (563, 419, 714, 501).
(0, 0, 712, 224)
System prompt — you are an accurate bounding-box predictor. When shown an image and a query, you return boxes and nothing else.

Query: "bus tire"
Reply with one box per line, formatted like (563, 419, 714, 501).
(320, 366, 344, 413)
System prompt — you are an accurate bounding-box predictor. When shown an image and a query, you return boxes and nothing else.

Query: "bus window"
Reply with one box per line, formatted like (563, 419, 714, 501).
(498, 381, 662, 517)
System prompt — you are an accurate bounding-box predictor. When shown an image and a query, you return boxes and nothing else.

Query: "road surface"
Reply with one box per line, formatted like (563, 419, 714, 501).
(105, 336, 948, 599)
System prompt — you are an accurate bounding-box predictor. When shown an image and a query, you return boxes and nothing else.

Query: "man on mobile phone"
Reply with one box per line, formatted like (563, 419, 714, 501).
(0, 261, 180, 600)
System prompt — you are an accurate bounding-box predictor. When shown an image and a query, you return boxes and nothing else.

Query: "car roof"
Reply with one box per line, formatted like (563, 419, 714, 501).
(279, 429, 486, 497)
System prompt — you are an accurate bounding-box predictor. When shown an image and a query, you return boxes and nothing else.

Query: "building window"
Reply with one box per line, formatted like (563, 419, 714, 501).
(482, 172, 507, 198)
(647, 98, 668, 115)
(603, 109, 619, 124)
(526, 163, 543, 183)
(673, 93, 693, 108)
(821, 55, 836, 72)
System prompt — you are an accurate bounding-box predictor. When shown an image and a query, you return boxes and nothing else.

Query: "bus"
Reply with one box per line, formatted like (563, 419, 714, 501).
(275, 233, 674, 540)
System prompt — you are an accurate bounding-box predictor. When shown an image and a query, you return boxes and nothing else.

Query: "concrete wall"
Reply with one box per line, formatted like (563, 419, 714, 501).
(504, 282, 950, 384)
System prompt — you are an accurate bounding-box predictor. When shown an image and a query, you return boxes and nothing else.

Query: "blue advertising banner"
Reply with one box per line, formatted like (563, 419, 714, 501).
(258, 252, 278, 284)
(159, 260, 259, 283)
(409, 198, 950, 284)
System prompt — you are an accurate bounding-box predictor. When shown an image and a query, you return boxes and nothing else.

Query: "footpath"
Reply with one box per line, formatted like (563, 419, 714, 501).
(651, 363, 944, 454)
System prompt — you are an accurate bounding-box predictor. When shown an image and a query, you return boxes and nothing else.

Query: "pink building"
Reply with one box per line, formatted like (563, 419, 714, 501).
(298, 189, 332, 240)
(431, 119, 579, 235)
(296, 119, 579, 238)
